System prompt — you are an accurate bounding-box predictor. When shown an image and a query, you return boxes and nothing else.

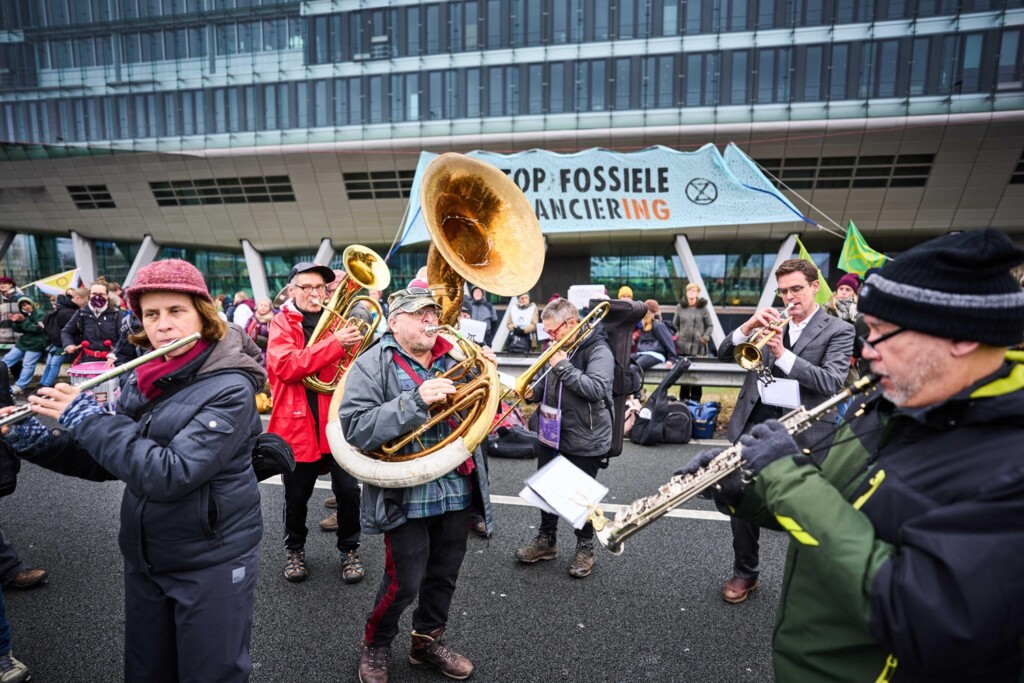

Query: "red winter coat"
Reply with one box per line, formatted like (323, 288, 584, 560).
(266, 306, 346, 463)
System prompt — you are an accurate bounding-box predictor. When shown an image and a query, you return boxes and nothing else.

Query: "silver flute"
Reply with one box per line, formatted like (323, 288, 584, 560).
(0, 333, 202, 429)
(590, 374, 879, 555)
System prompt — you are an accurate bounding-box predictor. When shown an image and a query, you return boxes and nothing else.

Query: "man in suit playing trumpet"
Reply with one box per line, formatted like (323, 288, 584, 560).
(717, 258, 854, 603)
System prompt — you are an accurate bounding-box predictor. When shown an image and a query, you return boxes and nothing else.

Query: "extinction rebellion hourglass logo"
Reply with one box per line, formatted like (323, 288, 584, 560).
(685, 178, 718, 205)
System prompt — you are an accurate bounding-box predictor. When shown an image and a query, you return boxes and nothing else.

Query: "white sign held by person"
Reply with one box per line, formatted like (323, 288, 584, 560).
(567, 285, 608, 312)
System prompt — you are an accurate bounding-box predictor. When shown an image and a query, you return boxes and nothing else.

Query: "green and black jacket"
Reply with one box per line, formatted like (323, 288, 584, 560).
(731, 351, 1024, 682)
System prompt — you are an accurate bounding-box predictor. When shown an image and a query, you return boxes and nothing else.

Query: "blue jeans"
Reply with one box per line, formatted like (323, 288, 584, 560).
(39, 347, 68, 388)
(0, 587, 10, 654)
(1, 348, 43, 390)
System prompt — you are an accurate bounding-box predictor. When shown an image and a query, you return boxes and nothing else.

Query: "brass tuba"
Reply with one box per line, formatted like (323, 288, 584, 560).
(327, 153, 544, 487)
(301, 244, 391, 394)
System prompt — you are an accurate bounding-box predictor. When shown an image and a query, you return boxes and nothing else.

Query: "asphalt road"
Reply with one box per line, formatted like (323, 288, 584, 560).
(1, 439, 786, 682)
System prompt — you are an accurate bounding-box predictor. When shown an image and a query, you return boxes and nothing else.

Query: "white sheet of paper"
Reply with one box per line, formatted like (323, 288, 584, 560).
(518, 485, 559, 515)
(523, 455, 609, 529)
(458, 318, 488, 343)
(567, 284, 607, 311)
(758, 378, 802, 409)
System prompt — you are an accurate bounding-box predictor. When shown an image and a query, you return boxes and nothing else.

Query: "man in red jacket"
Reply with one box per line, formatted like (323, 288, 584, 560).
(267, 262, 365, 584)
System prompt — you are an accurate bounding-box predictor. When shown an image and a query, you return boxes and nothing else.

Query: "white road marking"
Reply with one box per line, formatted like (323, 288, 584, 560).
(259, 478, 729, 522)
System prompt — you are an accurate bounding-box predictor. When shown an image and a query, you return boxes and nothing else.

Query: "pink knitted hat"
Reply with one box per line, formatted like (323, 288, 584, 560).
(126, 259, 213, 317)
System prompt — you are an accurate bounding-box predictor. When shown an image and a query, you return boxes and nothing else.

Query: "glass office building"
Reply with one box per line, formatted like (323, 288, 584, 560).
(0, 0, 1022, 306)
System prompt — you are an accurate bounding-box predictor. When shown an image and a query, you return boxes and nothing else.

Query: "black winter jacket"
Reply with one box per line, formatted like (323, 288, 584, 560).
(528, 326, 614, 457)
(21, 325, 266, 574)
(61, 305, 120, 355)
(47, 294, 80, 347)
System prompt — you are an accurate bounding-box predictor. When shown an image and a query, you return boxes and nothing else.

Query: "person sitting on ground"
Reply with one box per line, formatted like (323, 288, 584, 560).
(631, 299, 677, 377)
(2, 298, 47, 396)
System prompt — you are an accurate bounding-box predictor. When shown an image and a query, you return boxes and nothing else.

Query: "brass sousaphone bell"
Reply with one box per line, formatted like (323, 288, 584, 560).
(327, 153, 544, 488)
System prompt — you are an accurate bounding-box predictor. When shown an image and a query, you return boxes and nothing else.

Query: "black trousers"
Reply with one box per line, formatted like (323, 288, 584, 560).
(537, 450, 602, 542)
(364, 507, 471, 647)
(283, 453, 360, 553)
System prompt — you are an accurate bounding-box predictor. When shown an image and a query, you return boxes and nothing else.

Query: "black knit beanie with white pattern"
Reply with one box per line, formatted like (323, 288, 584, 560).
(858, 229, 1024, 347)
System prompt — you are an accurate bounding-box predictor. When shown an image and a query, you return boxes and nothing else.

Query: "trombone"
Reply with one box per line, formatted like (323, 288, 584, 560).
(492, 301, 610, 427)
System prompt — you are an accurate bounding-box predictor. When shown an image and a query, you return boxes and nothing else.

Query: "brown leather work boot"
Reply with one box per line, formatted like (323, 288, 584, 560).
(409, 628, 474, 680)
(514, 533, 556, 563)
(358, 643, 390, 683)
(567, 539, 596, 578)
(722, 576, 759, 604)
(325, 495, 338, 509)
(319, 511, 338, 531)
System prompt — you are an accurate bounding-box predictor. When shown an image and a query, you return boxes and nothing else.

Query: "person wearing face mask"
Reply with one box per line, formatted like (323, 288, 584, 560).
(60, 281, 120, 366)
(267, 262, 366, 585)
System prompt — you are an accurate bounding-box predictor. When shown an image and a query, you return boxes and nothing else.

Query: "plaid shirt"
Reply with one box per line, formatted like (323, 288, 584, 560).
(383, 335, 472, 519)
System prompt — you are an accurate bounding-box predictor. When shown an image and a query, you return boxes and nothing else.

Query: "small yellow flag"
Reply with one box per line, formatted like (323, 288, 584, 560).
(795, 239, 833, 305)
(28, 269, 79, 296)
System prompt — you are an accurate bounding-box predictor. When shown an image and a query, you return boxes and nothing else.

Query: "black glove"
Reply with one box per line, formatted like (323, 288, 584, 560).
(738, 419, 800, 476)
(674, 448, 743, 505)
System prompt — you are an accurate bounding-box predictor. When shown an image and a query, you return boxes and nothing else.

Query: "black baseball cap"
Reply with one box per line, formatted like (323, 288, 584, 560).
(288, 261, 335, 284)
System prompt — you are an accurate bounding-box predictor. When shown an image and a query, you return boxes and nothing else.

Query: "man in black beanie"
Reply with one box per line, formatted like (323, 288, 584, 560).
(678, 228, 1024, 682)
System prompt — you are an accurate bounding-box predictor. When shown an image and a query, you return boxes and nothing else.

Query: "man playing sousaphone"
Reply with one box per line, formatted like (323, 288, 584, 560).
(339, 287, 497, 683)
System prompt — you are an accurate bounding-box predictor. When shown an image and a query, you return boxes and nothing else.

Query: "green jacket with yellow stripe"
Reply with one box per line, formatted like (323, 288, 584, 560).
(730, 351, 1024, 682)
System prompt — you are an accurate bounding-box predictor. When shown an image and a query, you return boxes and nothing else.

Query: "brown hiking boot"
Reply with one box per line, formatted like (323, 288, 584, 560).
(409, 628, 473, 680)
(284, 550, 308, 583)
(514, 533, 557, 563)
(358, 643, 390, 683)
(722, 576, 759, 604)
(567, 539, 596, 578)
(341, 550, 365, 584)
(325, 495, 337, 509)
(319, 511, 338, 531)
(3, 568, 48, 590)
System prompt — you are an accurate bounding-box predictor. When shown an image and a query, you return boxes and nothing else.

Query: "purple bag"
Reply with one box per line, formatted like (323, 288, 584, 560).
(537, 382, 563, 450)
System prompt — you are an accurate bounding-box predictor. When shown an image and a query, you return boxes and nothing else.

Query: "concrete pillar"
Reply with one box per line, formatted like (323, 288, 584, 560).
(314, 238, 335, 268)
(0, 230, 16, 263)
(70, 231, 97, 284)
(241, 239, 269, 302)
(122, 235, 161, 286)
(757, 234, 798, 311)
(673, 234, 725, 348)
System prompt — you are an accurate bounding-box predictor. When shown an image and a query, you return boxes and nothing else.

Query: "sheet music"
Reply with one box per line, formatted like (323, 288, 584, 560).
(758, 377, 801, 409)
(519, 455, 609, 529)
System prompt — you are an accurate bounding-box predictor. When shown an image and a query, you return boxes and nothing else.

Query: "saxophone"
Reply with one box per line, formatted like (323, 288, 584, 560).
(590, 374, 879, 555)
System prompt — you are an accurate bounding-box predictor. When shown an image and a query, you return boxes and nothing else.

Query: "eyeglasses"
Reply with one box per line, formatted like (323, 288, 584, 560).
(294, 284, 327, 294)
(776, 285, 806, 297)
(544, 319, 573, 337)
(859, 327, 906, 354)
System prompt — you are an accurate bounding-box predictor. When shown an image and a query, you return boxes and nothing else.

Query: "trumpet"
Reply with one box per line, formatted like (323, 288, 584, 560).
(492, 301, 610, 427)
(589, 374, 879, 555)
(734, 303, 793, 384)
(0, 333, 202, 429)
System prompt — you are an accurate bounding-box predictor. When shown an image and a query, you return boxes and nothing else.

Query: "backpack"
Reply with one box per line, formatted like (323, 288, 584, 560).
(687, 400, 722, 439)
(486, 425, 546, 459)
(43, 308, 64, 346)
(630, 360, 693, 446)
(506, 329, 532, 354)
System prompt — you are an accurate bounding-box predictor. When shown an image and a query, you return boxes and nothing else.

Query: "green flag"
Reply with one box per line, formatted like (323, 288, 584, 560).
(838, 221, 887, 275)
(795, 238, 833, 306)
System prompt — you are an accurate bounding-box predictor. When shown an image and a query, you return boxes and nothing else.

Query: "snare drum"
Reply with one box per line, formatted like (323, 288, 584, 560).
(67, 361, 120, 414)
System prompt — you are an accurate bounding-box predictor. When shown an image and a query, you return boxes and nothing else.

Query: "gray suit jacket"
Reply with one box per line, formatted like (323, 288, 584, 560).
(719, 309, 855, 451)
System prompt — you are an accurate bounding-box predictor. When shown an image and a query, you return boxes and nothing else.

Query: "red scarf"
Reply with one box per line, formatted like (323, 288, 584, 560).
(135, 339, 212, 400)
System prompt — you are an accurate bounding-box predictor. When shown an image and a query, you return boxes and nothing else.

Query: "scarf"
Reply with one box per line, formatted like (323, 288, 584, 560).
(135, 338, 212, 400)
